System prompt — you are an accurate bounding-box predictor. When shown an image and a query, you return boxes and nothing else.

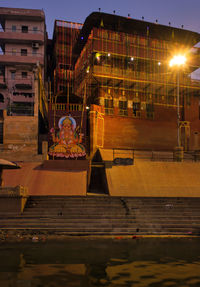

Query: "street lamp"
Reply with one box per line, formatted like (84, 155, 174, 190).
(169, 54, 186, 148)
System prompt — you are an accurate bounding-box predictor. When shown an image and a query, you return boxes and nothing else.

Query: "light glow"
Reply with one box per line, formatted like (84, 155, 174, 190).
(169, 55, 186, 67)
(96, 53, 101, 62)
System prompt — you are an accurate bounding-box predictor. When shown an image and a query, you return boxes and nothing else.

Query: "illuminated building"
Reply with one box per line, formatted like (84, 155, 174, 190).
(73, 12, 200, 153)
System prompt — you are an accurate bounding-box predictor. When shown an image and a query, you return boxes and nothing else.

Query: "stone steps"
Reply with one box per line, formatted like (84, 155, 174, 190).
(0, 226, 198, 236)
(0, 222, 200, 229)
(1, 196, 200, 235)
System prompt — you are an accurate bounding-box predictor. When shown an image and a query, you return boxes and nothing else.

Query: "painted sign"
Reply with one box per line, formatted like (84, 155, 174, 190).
(48, 115, 86, 159)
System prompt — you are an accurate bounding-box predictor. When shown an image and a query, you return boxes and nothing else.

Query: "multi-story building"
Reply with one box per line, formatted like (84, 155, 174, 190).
(0, 7, 46, 158)
(74, 12, 200, 154)
(51, 19, 82, 100)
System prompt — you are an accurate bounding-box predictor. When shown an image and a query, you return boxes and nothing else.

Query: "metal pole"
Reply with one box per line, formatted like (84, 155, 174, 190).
(177, 70, 180, 147)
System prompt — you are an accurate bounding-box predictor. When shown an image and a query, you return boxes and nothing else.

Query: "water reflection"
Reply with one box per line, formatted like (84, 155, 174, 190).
(0, 238, 200, 286)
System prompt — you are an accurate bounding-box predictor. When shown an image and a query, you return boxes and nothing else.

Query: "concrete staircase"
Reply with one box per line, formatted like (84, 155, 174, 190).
(1, 196, 200, 235)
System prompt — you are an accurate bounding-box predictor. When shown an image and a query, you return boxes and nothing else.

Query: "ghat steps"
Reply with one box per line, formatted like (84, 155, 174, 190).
(1, 196, 200, 235)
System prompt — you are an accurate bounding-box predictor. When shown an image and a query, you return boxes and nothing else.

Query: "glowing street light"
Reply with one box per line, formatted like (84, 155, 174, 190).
(169, 54, 186, 148)
(169, 55, 186, 68)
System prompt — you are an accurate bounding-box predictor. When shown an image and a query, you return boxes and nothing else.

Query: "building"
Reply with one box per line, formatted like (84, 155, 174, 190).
(0, 7, 47, 159)
(73, 12, 200, 154)
(51, 19, 82, 99)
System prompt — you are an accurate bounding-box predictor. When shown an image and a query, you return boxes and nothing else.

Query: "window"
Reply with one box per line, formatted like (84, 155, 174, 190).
(119, 100, 128, 116)
(12, 48, 17, 55)
(22, 26, 28, 33)
(12, 25, 16, 32)
(33, 27, 38, 33)
(104, 99, 114, 115)
(21, 49, 27, 56)
(133, 102, 141, 117)
(146, 103, 154, 119)
(0, 93, 4, 103)
(22, 72, 27, 79)
(32, 49, 37, 56)
(11, 71, 15, 80)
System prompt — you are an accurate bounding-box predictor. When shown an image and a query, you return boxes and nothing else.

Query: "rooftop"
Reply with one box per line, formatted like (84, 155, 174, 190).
(73, 12, 200, 59)
(0, 7, 45, 21)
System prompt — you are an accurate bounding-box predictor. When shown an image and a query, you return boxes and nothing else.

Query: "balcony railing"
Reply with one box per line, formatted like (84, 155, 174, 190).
(13, 78, 33, 89)
(51, 103, 83, 111)
(92, 65, 200, 89)
(133, 111, 141, 118)
(104, 107, 114, 115)
(0, 27, 44, 43)
(119, 109, 128, 116)
(0, 50, 44, 65)
(0, 27, 44, 33)
(0, 50, 43, 57)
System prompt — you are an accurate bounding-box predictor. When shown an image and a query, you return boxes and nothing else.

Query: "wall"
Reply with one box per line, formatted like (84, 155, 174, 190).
(90, 104, 178, 152)
(3, 113, 38, 153)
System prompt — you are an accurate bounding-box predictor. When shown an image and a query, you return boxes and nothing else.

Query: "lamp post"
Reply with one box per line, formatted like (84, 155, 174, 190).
(169, 55, 186, 148)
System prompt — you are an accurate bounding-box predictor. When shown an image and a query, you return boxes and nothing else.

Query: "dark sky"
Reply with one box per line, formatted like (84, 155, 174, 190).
(1, 0, 200, 38)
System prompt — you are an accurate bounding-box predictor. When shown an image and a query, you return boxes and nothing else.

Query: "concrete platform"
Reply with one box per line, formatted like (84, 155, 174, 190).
(100, 149, 200, 197)
(3, 161, 88, 196)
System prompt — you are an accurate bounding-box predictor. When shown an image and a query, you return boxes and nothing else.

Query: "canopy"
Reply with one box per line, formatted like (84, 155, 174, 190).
(0, 159, 21, 170)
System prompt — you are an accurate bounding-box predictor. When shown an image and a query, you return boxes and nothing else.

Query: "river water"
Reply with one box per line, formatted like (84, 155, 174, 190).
(0, 238, 200, 286)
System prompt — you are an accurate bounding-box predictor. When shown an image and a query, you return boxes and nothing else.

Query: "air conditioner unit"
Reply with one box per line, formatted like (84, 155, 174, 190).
(32, 42, 39, 49)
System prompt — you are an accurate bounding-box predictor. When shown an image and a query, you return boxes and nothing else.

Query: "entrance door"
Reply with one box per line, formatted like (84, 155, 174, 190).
(180, 121, 190, 151)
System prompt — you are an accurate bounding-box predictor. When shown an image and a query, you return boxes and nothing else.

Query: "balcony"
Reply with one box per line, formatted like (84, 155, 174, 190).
(119, 109, 128, 116)
(50, 103, 83, 112)
(12, 92, 34, 103)
(0, 27, 44, 44)
(15, 78, 33, 90)
(0, 50, 44, 65)
(92, 65, 200, 90)
(133, 111, 141, 118)
(104, 107, 114, 115)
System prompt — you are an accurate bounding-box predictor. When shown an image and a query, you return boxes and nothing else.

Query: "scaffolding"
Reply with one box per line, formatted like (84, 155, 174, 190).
(52, 20, 83, 102)
(74, 18, 200, 119)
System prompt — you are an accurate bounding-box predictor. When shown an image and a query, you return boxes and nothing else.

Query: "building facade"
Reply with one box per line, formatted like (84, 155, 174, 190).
(74, 12, 200, 153)
(0, 7, 46, 157)
(52, 20, 82, 99)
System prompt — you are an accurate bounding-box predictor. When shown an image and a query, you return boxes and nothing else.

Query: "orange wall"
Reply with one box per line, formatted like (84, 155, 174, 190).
(90, 103, 200, 152)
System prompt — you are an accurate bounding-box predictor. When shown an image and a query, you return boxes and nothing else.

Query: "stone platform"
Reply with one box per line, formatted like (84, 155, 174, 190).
(3, 160, 89, 196)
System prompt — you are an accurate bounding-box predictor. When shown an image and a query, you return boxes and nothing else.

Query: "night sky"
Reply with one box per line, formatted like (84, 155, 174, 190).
(0, 0, 200, 38)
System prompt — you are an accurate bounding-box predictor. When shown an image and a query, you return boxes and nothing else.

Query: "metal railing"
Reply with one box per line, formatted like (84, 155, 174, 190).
(104, 107, 114, 115)
(133, 111, 141, 118)
(0, 50, 43, 57)
(51, 103, 83, 111)
(0, 27, 44, 34)
(119, 109, 128, 116)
